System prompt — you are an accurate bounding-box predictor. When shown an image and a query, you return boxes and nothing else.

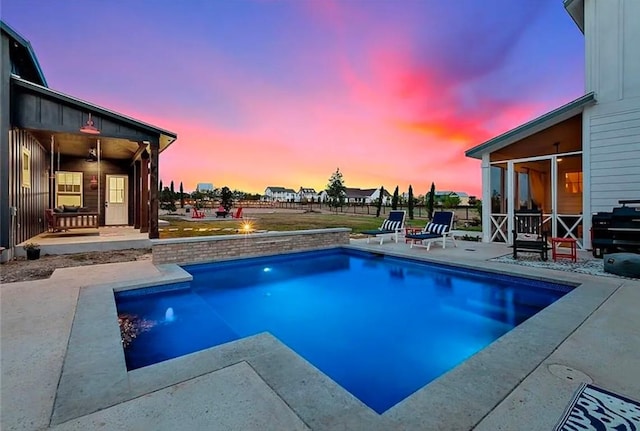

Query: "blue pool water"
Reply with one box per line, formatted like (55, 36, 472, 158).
(115, 248, 571, 413)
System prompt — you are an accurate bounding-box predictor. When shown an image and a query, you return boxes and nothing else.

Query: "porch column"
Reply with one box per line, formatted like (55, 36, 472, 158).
(149, 138, 159, 239)
(507, 160, 515, 244)
(140, 152, 149, 233)
(133, 161, 140, 229)
(50, 135, 55, 209)
(481, 154, 491, 243)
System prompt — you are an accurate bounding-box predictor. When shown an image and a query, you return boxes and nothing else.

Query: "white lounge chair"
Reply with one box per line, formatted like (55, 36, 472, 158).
(361, 210, 406, 245)
(405, 211, 457, 250)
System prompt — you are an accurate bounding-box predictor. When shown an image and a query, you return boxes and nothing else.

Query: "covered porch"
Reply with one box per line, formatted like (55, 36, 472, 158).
(466, 93, 596, 249)
(7, 76, 176, 253)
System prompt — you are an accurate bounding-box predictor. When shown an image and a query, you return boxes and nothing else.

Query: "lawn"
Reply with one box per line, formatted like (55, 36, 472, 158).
(159, 212, 428, 239)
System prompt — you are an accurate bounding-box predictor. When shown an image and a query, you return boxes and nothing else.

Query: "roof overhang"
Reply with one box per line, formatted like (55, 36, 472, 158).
(11, 75, 177, 155)
(564, 0, 585, 33)
(465, 92, 596, 159)
(1, 21, 47, 86)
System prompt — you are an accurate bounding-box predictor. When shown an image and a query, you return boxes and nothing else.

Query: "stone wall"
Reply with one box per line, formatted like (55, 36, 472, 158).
(152, 228, 351, 265)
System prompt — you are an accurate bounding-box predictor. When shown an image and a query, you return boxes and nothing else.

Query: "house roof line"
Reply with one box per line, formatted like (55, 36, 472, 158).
(564, 0, 585, 33)
(1, 21, 48, 87)
(465, 92, 596, 159)
(11, 75, 177, 142)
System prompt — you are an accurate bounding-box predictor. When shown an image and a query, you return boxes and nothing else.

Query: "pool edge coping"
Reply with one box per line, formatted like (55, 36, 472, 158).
(49, 245, 626, 429)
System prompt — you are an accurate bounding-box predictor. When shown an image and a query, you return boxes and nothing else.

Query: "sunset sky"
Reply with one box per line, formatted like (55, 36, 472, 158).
(3, 0, 585, 197)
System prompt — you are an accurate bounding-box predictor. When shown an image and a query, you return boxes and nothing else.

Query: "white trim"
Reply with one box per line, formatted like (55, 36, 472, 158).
(582, 109, 592, 249)
(490, 151, 582, 165)
(21, 146, 31, 188)
(490, 214, 508, 242)
(481, 154, 492, 243)
(55, 171, 83, 207)
(507, 161, 515, 244)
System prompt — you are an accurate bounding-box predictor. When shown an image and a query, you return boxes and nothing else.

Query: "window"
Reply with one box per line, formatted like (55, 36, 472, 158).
(565, 172, 583, 194)
(21, 147, 31, 188)
(56, 171, 83, 206)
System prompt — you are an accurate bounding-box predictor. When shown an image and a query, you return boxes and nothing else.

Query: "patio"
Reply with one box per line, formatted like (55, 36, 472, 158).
(15, 226, 150, 257)
(1, 236, 638, 430)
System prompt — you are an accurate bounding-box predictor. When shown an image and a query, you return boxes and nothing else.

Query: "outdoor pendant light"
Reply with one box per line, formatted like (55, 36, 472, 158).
(80, 113, 100, 135)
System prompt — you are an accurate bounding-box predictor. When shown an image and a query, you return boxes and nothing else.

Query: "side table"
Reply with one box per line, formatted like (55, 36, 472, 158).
(551, 237, 577, 262)
(404, 227, 423, 244)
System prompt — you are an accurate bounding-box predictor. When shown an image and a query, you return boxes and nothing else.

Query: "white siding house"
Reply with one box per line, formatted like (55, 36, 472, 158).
(297, 187, 317, 202)
(465, 0, 640, 250)
(264, 186, 297, 202)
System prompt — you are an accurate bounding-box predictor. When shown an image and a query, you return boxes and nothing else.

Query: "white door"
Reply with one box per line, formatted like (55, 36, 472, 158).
(105, 175, 128, 225)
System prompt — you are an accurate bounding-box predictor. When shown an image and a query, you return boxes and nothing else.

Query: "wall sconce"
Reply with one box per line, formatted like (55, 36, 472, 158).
(90, 175, 98, 190)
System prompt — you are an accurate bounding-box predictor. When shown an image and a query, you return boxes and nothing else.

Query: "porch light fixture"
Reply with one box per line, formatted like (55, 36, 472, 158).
(80, 113, 100, 135)
(86, 147, 98, 162)
(553, 142, 563, 162)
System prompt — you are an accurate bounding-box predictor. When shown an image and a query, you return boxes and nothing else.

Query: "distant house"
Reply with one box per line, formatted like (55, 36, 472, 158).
(344, 187, 391, 205)
(264, 186, 297, 202)
(196, 183, 214, 192)
(297, 187, 317, 202)
(0, 21, 177, 261)
(465, 0, 640, 249)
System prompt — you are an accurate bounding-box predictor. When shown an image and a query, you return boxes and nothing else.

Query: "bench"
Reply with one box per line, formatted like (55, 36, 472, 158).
(46, 209, 99, 231)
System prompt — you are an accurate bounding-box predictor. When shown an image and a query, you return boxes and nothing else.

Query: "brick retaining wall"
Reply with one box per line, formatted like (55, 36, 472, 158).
(152, 228, 351, 265)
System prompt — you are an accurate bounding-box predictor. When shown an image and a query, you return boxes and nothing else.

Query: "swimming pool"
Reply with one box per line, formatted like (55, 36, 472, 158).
(115, 248, 571, 413)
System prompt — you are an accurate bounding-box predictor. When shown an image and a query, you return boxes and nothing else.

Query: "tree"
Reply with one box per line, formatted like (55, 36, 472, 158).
(159, 187, 176, 213)
(427, 182, 436, 220)
(326, 168, 346, 209)
(376, 186, 385, 217)
(473, 198, 482, 224)
(170, 181, 175, 197)
(191, 190, 204, 209)
(220, 186, 234, 211)
(442, 194, 461, 209)
(159, 180, 163, 192)
(408, 185, 414, 220)
(179, 182, 185, 208)
(391, 186, 399, 210)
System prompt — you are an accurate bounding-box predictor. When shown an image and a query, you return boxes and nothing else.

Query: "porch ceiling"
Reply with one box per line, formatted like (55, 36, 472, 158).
(29, 130, 143, 160)
(465, 92, 595, 159)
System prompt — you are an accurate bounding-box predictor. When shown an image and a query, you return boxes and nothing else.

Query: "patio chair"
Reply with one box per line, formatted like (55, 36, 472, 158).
(231, 207, 243, 219)
(361, 210, 406, 245)
(192, 208, 205, 219)
(512, 209, 549, 261)
(404, 211, 457, 251)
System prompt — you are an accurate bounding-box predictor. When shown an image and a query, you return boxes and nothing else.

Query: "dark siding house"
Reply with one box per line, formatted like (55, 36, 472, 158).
(0, 22, 177, 261)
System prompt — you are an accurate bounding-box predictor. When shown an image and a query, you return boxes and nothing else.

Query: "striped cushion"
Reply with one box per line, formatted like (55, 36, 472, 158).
(425, 223, 448, 235)
(381, 220, 400, 231)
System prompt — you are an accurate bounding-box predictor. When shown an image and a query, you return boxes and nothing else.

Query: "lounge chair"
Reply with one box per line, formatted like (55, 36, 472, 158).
(192, 208, 205, 219)
(231, 207, 243, 219)
(361, 210, 406, 245)
(512, 209, 549, 261)
(405, 211, 457, 250)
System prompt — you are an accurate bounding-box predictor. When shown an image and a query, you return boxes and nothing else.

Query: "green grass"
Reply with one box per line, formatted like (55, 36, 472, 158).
(159, 212, 478, 239)
(159, 213, 424, 239)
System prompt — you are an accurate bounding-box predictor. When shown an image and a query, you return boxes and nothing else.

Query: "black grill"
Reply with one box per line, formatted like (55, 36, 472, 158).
(591, 200, 640, 258)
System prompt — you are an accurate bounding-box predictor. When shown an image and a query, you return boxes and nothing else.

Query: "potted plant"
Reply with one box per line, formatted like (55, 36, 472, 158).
(23, 242, 41, 260)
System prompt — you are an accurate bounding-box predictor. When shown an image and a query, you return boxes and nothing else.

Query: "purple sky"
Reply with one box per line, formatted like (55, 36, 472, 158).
(3, 0, 585, 196)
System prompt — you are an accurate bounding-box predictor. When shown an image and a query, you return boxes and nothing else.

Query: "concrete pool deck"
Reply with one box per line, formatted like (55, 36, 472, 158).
(1, 239, 639, 430)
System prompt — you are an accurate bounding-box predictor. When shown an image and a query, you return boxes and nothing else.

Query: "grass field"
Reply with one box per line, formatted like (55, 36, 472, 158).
(159, 212, 428, 239)
(159, 211, 481, 239)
